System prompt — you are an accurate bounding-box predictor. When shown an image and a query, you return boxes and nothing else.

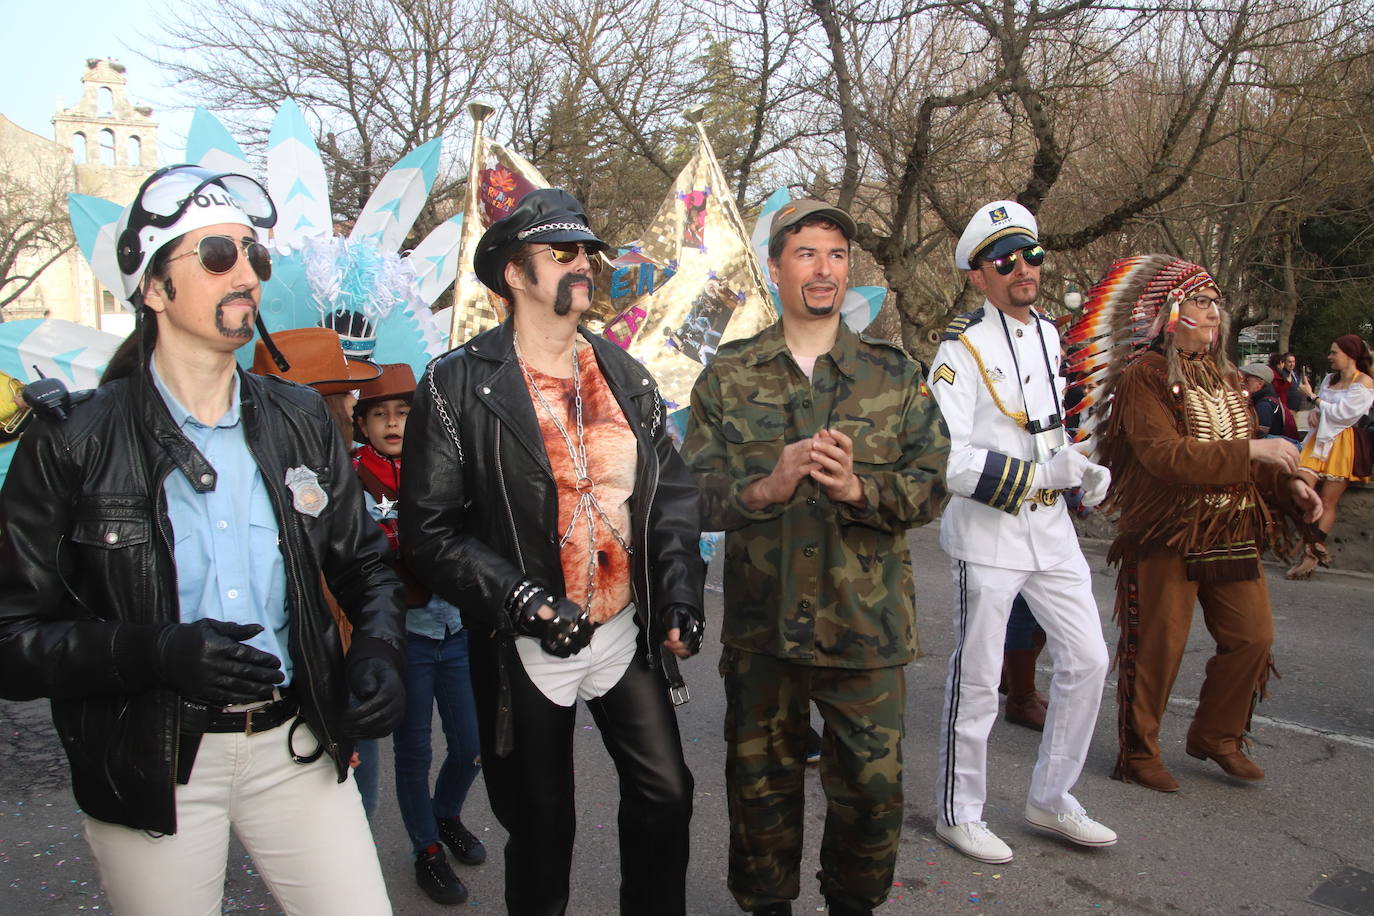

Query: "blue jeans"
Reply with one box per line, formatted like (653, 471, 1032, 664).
(354, 739, 380, 818)
(393, 628, 482, 855)
(1004, 593, 1043, 651)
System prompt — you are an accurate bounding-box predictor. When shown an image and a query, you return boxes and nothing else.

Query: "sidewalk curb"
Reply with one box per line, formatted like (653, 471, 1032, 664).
(1075, 535, 1374, 582)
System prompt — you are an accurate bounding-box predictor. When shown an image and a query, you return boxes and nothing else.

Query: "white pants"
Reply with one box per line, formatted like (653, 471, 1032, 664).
(85, 727, 391, 916)
(935, 553, 1109, 827)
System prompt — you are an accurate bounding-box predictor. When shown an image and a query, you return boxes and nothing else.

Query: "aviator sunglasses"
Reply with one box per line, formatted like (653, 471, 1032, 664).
(985, 245, 1046, 275)
(165, 235, 273, 281)
(528, 242, 602, 274)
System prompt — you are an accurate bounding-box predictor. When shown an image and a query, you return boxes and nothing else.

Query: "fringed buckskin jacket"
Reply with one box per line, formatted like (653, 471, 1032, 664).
(1098, 349, 1298, 580)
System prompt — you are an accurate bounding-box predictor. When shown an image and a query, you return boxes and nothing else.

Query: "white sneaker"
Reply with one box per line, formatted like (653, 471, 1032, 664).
(1024, 803, 1118, 847)
(935, 820, 1013, 863)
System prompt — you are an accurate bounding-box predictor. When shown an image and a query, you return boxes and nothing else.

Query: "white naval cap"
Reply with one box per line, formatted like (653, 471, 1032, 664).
(954, 200, 1039, 270)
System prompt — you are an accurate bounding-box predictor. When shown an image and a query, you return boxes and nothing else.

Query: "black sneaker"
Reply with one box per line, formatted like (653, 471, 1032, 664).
(438, 815, 487, 866)
(415, 844, 468, 905)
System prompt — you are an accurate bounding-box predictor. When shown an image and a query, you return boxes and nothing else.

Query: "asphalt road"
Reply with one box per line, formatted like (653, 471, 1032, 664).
(2, 525, 1371, 914)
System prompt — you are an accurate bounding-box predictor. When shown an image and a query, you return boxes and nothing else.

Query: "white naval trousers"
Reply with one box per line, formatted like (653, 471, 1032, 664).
(84, 727, 391, 916)
(935, 552, 1109, 828)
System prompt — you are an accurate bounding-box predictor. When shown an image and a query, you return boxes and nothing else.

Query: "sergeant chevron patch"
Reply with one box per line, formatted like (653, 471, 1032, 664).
(932, 363, 957, 386)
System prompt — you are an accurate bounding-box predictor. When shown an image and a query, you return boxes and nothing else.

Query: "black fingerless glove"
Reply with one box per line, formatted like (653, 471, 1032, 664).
(506, 579, 594, 658)
(661, 604, 705, 656)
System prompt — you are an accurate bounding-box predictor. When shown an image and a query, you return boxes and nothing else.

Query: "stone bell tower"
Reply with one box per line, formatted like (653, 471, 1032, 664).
(51, 57, 158, 203)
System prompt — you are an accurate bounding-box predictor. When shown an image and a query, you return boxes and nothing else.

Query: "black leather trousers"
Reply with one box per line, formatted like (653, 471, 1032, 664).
(469, 628, 694, 916)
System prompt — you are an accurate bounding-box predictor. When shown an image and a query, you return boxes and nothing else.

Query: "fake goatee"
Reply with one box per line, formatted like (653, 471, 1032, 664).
(802, 283, 839, 317)
(216, 292, 257, 340)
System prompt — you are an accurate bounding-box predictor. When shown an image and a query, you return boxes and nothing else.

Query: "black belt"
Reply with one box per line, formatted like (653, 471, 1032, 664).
(195, 693, 298, 736)
(176, 691, 300, 784)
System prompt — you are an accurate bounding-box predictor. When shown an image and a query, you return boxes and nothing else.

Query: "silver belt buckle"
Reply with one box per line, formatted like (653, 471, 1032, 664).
(669, 685, 691, 707)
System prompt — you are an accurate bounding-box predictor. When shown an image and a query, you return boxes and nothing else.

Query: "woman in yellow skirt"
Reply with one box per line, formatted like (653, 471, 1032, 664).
(1287, 334, 1373, 578)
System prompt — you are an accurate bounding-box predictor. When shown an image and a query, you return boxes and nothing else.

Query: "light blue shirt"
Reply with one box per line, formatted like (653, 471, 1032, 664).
(363, 490, 462, 639)
(151, 362, 292, 683)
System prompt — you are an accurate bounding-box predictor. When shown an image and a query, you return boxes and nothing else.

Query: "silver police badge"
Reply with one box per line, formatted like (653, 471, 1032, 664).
(285, 466, 328, 518)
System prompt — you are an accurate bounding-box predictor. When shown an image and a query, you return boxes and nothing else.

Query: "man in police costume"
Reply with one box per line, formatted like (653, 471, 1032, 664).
(926, 200, 1116, 864)
(0, 165, 406, 914)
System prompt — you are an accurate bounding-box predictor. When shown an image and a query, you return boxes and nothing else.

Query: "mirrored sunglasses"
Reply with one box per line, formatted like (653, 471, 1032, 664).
(987, 245, 1046, 275)
(165, 235, 272, 281)
(530, 242, 602, 273)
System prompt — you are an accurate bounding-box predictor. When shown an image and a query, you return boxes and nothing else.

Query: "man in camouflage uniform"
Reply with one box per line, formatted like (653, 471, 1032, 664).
(683, 200, 949, 916)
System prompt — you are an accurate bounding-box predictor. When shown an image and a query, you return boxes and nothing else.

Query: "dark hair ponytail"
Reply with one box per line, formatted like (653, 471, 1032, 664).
(99, 239, 180, 385)
(100, 309, 157, 385)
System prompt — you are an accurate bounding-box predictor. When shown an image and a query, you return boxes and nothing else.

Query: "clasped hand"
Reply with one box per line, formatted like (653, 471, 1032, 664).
(749, 429, 865, 508)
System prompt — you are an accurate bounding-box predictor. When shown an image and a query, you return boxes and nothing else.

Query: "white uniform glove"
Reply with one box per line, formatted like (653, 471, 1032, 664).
(1032, 446, 1090, 491)
(1078, 461, 1112, 508)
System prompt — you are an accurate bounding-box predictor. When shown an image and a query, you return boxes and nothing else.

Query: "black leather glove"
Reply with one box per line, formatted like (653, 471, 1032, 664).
(661, 604, 704, 657)
(507, 579, 594, 658)
(341, 656, 406, 739)
(154, 619, 284, 706)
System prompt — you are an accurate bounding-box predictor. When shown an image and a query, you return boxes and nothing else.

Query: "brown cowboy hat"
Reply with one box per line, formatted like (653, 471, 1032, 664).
(355, 363, 417, 408)
(352, 363, 417, 443)
(250, 327, 381, 396)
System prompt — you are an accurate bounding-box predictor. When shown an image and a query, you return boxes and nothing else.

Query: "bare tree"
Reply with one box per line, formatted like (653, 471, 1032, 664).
(783, 0, 1353, 358)
(1069, 0, 1374, 352)
(0, 149, 75, 315)
(143, 0, 1374, 355)
(151, 0, 501, 228)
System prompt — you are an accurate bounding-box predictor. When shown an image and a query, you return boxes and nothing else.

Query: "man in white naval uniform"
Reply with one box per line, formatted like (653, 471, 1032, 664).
(926, 200, 1116, 864)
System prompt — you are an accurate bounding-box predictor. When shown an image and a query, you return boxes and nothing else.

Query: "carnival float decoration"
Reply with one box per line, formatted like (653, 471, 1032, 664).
(68, 99, 453, 383)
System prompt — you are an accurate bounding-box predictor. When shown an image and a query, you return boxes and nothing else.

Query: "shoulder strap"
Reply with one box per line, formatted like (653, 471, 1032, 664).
(355, 463, 399, 502)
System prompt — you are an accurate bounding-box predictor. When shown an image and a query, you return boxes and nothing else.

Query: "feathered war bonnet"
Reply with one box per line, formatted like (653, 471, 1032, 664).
(1062, 255, 1228, 436)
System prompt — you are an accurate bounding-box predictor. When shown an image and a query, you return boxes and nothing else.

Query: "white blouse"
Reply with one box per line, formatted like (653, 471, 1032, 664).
(1306, 378, 1374, 459)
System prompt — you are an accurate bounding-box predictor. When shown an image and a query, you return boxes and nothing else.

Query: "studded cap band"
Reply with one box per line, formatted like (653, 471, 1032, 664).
(516, 221, 589, 240)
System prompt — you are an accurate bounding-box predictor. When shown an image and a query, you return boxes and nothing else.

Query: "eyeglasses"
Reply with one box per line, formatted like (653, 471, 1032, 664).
(1182, 294, 1226, 310)
(527, 243, 602, 274)
(165, 235, 272, 281)
(984, 245, 1046, 275)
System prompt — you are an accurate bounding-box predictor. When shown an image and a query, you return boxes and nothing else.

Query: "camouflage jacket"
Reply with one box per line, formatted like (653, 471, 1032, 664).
(683, 321, 950, 668)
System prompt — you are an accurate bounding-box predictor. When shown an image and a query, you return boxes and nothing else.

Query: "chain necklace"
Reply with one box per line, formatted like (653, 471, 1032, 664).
(514, 331, 632, 614)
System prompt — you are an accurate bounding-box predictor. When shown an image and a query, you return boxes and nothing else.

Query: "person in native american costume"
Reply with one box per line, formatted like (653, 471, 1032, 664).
(1063, 255, 1322, 793)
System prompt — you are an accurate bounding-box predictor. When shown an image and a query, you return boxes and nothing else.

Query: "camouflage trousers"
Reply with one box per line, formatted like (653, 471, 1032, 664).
(720, 647, 906, 912)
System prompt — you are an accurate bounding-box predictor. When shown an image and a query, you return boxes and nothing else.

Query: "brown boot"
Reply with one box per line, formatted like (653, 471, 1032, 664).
(1186, 741, 1264, 781)
(1003, 647, 1047, 731)
(1114, 757, 1180, 793)
(1285, 545, 1318, 580)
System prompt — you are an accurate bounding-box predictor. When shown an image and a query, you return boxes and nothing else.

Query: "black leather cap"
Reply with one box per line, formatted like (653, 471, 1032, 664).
(474, 188, 609, 295)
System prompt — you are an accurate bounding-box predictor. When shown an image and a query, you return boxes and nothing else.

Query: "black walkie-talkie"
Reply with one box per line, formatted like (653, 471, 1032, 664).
(21, 366, 73, 422)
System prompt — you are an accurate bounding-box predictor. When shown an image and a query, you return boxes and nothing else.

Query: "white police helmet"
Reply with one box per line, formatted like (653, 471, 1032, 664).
(114, 164, 277, 302)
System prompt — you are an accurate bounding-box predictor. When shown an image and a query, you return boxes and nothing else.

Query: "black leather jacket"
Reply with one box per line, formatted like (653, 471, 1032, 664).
(0, 365, 405, 834)
(401, 320, 703, 748)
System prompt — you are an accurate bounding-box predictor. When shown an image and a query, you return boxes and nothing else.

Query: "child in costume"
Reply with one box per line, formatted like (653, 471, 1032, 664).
(352, 363, 485, 907)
